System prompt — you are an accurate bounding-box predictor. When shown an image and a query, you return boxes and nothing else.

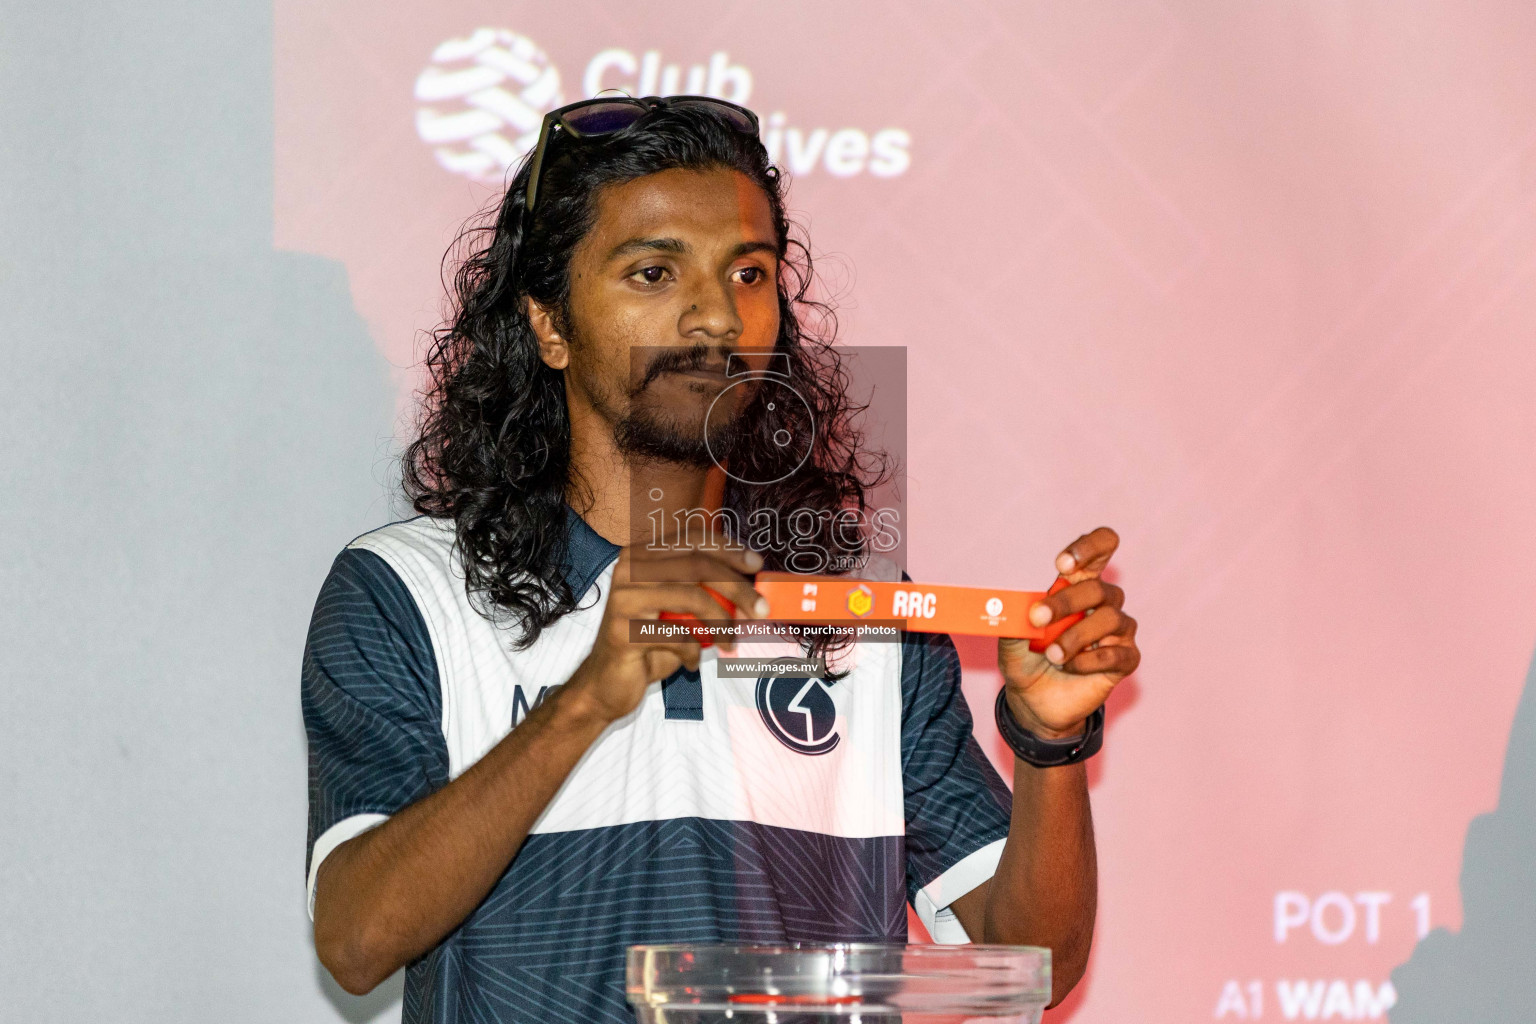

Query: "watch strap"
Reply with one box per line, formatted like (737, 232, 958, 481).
(994, 688, 1105, 767)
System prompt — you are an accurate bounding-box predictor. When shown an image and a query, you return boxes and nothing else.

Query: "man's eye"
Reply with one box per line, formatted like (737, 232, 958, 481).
(635, 266, 668, 285)
(737, 267, 766, 285)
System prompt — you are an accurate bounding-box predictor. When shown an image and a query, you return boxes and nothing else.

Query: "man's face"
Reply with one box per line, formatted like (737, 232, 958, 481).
(545, 166, 782, 466)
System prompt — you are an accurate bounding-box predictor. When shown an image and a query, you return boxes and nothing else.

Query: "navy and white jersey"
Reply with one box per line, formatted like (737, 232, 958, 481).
(303, 507, 1014, 1024)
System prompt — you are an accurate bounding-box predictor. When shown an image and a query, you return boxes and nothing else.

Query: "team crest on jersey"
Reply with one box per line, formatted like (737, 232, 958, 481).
(756, 675, 840, 755)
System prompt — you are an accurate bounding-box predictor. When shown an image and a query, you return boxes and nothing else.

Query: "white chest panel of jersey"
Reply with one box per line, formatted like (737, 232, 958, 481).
(351, 518, 908, 842)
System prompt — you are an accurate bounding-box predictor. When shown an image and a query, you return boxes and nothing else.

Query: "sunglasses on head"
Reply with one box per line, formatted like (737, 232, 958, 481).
(520, 95, 761, 238)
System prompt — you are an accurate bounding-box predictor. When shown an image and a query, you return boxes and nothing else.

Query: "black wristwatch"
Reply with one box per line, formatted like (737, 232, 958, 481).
(994, 688, 1105, 767)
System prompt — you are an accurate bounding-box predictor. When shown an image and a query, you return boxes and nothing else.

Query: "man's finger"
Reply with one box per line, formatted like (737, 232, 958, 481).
(642, 643, 703, 677)
(624, 582, 745, 653)
(1050, 608, 1132, 663)
(629, 544, 763, 579)
(619, 582, 752, 627)
(1055, 526, 1120, 577)
(684, 579, 768, 621)
(1064, 642, 1140, 678)
(1028, 579, 1124, 627)
(622, 550, 765, 615)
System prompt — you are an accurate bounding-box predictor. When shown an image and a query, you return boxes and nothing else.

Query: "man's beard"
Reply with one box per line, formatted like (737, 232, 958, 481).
(555, 299, 760, 468)
(614, 383, 750, 468)
(606, 344, 751, 469)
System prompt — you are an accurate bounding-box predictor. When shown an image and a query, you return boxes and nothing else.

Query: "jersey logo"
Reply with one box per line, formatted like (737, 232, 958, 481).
(511, 683, 557, 727)
(756, 675, 840, 755)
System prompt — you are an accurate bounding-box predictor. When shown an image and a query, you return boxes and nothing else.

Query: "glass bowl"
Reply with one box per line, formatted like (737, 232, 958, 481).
(627, 942, 1051, 1023)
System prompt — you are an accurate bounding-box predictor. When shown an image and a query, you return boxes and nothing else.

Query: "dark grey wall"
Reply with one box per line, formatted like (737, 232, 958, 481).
(1391, 646, 1536, 1023)
(1, 2, 402, 1019)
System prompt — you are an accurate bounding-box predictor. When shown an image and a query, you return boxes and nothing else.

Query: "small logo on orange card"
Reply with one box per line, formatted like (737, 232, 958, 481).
(846, 583, 875, 618)
(982, 595, 1006, 626)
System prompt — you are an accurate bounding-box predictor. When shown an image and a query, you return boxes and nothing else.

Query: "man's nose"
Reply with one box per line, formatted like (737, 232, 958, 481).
(679, 279, 744, 341)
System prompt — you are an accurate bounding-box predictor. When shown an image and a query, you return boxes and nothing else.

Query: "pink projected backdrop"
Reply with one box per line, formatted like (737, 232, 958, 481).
(276, 2, 1536, 1020)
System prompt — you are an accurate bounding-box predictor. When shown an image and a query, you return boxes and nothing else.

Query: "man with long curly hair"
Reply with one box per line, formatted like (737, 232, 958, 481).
(302, 97, 1139, 1023)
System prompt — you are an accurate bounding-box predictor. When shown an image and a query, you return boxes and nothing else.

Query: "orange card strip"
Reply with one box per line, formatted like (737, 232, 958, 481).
(753, 572, 1080, 648)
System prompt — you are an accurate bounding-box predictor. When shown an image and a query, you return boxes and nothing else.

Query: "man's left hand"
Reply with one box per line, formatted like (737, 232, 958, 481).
(997, 527, 1140, 741)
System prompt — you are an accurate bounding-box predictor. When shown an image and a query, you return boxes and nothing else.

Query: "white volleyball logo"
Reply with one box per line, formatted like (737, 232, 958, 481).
(415, 29, 564, 182)
(985, 597, 1004, 617)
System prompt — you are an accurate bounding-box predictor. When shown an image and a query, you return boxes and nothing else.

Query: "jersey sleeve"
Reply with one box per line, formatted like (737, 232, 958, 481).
(302, 546, 448, 919)
(899, 623, 1014, 943)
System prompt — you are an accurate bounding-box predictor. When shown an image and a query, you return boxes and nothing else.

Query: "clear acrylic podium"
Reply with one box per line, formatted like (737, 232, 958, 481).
(628, 943, 1051, 1023)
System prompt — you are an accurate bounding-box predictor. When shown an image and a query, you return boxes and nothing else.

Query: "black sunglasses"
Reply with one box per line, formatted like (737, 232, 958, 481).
(519, 95, 760, 239)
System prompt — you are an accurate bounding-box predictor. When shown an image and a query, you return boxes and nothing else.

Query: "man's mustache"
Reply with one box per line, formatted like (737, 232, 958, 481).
(635, 348, 734, 392)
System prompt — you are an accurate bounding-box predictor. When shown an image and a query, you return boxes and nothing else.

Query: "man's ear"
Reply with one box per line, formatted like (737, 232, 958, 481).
(526, 297, 570, 370)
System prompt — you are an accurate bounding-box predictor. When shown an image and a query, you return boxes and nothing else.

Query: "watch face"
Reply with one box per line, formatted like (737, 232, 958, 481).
(705, 373, 816, 485)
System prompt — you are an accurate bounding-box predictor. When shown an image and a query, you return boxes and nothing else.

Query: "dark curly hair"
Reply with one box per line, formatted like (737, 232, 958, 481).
(403, 103, 894, 655)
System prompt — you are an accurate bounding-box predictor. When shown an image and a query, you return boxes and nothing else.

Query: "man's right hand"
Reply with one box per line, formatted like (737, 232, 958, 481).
(314, 540, 769, 995)
(566, 543, 768, 724)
